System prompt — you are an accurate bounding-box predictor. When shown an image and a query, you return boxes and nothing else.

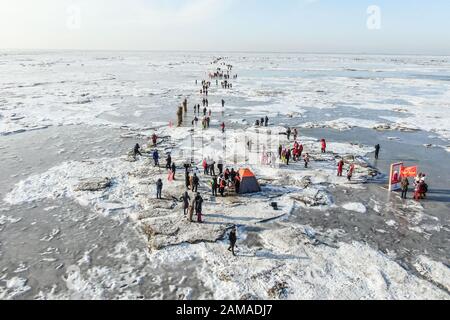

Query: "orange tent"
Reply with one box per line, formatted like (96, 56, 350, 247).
(238, 168, 261, 194)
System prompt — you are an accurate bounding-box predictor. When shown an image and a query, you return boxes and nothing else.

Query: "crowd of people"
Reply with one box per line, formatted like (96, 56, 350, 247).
(128, 57, 434, 258)
(276, 138, 312, 169)
(178, 161, 242, 223)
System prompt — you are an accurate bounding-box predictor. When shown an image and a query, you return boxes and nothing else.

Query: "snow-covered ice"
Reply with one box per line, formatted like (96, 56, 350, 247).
(1, 52, 449, 300)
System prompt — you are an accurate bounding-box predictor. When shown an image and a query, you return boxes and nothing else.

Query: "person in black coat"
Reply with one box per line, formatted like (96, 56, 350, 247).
(375, 144, 381, 160)
(156, 179, 163, 199)
(166, 154, 172, 169)
(228, 226, 237, 256)
(185, 171, 191, 189)
(171, 162, 177, 180)
(133, 143, 142, 158)
(192, 174, 200, 193)
(194, 193, 204, 223)
(286, 149, 291, 166)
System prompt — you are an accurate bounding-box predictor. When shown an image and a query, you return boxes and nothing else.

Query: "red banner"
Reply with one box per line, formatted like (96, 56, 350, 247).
(401, 166, 418, 178)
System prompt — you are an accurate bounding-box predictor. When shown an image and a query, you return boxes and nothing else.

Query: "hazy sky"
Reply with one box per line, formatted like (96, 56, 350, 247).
(1, 0, 449, 54)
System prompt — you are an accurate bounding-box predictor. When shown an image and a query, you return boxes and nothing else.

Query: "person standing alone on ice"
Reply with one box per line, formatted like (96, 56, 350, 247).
(156, 179, 163, 199)
(321, 139, 327, 153)
(375, 144, 381, 160)
(228, 226, 237, 256)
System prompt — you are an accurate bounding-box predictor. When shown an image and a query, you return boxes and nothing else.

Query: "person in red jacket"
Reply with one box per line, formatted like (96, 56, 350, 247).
(219, 177, 226, 197)
(221, 122, 225, 133)
(337, 159, 344, 177)
(202, 159, 208, 175)
(347, 163, 355, 181)
(293, 147, 299, 162)
(152, 133, 158, 147)
(321, 139, 327, 153)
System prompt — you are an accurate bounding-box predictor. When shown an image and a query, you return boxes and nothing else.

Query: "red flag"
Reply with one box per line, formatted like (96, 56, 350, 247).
(401, 166, 418, 177)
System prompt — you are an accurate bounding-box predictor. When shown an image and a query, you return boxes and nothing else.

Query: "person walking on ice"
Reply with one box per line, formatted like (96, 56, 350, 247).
(228, 226, 237, 256)
(133, 143, 142, 159)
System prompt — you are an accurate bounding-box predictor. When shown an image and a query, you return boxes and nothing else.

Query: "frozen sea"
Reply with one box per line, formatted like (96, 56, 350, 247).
(0, 51, 449, 300)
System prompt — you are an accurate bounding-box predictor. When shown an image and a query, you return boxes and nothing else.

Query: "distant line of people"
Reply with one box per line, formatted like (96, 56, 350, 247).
(255, 116, 269, 127)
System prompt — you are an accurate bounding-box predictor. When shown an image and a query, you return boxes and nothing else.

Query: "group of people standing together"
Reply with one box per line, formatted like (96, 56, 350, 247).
(400, 173, 428, 201)
(180, 190, 204, 223)
(180, 160, 242, 224)
(255, 116, 270, 127)
(278, 140, 310, 167)
(212, 168, 242, 197)
(276, 134, 359, 182)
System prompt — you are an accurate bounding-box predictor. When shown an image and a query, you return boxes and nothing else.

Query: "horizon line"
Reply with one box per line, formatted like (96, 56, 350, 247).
(1, 48, 449, 57)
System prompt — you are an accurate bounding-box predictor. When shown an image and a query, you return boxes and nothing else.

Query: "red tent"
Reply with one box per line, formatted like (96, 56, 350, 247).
(238, 169, 261, 194)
